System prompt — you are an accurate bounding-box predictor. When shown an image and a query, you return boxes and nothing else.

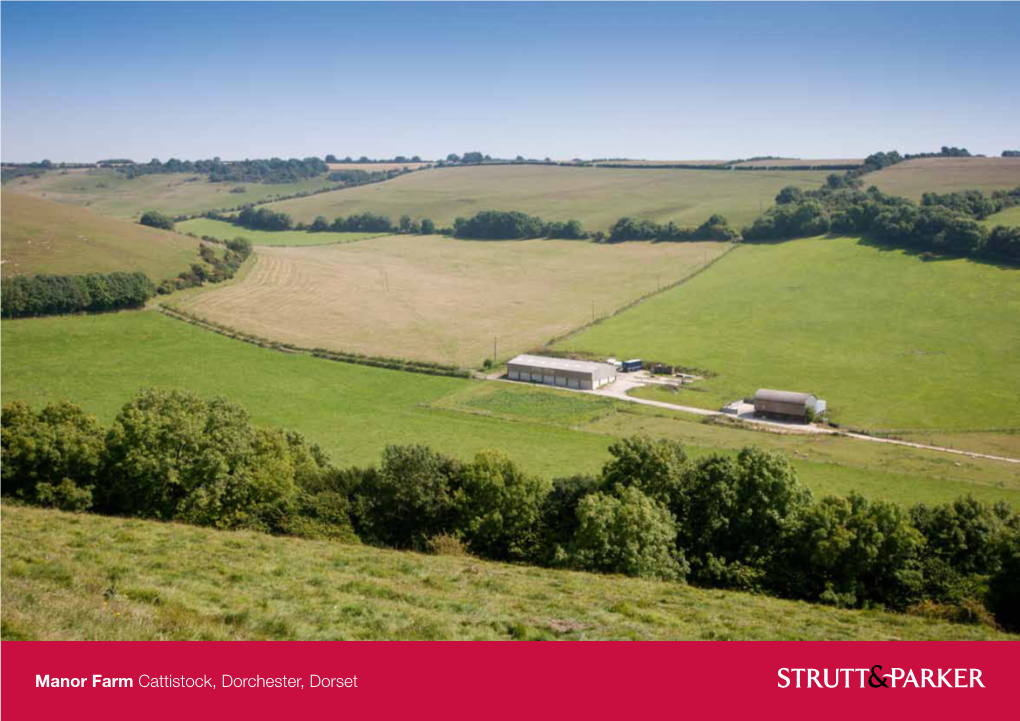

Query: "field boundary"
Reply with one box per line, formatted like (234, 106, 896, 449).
(542, 242, 741, 352)
(158, 304, 471, 378)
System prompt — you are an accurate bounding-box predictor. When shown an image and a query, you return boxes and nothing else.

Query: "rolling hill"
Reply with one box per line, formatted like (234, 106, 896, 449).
(265, 164, 832, 231)
(867, 157, 1020, 199)
(1, 191, 202, 281)
(2, 504, 1009, 641)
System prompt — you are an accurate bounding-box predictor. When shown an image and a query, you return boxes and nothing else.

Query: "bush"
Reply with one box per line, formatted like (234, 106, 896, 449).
(427, 532, 470, 557)
(569, 485, 686, 581)
(350, 445, 462, 549)
(456, 450, 551, 562)
(1, 400, 104, 508)
(139, 210, 175, 230)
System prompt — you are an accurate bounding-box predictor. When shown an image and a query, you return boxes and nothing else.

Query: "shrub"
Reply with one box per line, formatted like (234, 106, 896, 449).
(569, 485, 686, 581)
(427, 532, 470, 557)
(456, 450, 551, 562)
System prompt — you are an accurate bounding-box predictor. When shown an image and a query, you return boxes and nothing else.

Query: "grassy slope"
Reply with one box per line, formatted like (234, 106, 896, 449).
(4, 169, 343, 219)
(265, 165, 831, 231)
(1, 191, 201, 281)
(2, 504, 1010, 641)
(867, 157, 1020, 200)
(177, 218, 385, 246)
(558, 237, 1020, 433)
(984, 205, 1020, 228)
(177, 236, 730, 367)
(3, 311, 1019, 507)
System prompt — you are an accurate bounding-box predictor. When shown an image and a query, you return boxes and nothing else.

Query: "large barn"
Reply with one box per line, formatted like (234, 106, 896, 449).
(753, 389, 824, 421)
(507, 354, 617, 390)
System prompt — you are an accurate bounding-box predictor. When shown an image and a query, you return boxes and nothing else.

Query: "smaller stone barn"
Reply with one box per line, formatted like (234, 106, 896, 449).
(507, 354, 617, 390)
(753, 389, 819, 421)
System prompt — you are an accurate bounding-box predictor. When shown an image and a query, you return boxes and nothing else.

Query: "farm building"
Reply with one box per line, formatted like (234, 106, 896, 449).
(507, 354, 617, 390)
(753, 389, 825, 422)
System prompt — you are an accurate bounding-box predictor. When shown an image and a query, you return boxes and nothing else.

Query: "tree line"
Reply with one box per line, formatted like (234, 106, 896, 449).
(3, 391, 1018, 631)
(157, 237, 252, 294)
(607, 214, 739, 242)
(325, 155, 425, 164)
(742, 180, 1020, 261)
(118, 157, 330, 184)
(452, 210, 587, 240)
(1, 271, 155, 319)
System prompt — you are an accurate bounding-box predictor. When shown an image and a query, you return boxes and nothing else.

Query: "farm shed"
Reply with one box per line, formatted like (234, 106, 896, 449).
(507, 354, 617, 390)
(753, 389, 821, 421)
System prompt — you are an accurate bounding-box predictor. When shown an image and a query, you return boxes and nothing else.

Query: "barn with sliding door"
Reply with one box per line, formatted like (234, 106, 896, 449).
(507, 354, 617, 390)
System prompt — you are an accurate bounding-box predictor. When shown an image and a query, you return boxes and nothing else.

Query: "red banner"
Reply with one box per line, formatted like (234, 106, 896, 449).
(1, 641, 1013, 718)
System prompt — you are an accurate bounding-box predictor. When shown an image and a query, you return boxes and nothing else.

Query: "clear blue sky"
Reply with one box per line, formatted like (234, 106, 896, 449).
(2, 2, 1018, 162)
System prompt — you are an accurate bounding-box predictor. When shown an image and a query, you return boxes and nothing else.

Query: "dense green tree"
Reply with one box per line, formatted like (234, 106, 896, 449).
(600, 435, 689, 509)
(456, 450, 551, 562)
(351, 445, 462, 549)
(420, 218, 436, 235)
(569, 485, 685, 581)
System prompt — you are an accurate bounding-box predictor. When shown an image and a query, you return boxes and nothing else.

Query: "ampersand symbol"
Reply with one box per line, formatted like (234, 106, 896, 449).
(868, 665, 889, 688)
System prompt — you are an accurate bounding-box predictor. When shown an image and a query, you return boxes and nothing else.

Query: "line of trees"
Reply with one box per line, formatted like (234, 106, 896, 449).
(742, 181, 1020, 261)
(324, 155, 424, 164)
(607, 214, 739, 242)
(139, 210, 175, 230)
(118, 157, 330, 184)
(3, 394, 1018, 631)
(157, 237, 252, 294)
(1, 271, 155, 318)
(1003, 151, 1020, 158)
(452, 211, 587, 240)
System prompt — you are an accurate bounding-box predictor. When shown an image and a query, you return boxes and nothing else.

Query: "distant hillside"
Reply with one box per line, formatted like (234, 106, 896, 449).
(265, 164, 832, 231)
(867, 157, 1020, 199)
(1, 191, 201, 280)
(2, 504, 1009, 641)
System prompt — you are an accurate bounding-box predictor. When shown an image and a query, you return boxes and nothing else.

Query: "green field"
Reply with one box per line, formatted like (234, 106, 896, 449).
(265, 164, 832, 231)
(177, 217, 385, 246)
(1, 191, 201, 281)
(868, 157, 1020, 200)
(557, 236, 1020, 434)
(4, 168, 344, 220)
(984, 205, 1020, 228)
(3, 311, 1018, 507)
(3, 504, 1009, 641)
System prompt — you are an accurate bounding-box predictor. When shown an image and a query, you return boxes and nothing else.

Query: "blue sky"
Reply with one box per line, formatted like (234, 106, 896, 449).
(2, 2, 1018, 162)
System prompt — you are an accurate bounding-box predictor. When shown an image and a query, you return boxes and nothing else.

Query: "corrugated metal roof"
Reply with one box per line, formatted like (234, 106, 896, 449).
(508, 354, 614, 373)
(754, 389, 816, 405)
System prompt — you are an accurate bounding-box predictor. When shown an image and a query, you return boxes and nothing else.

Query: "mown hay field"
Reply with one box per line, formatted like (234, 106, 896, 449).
(4, 312, 1019, 506)
(3, 504, 1010, 641)
(176, 235, 733, 367)
(265, 164, 832, 231)
(867, 157, 1020, 199)
(1, 192, 201, 281)
(177, 217, 385, 246)
(557, 236, 1020, 435)
(4, 168, 344, 219)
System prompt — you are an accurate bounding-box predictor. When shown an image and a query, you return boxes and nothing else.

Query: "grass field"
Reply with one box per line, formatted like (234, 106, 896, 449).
(867, 157, 1020, 199)
(4, 311, 1019, 507)
(4, 168, 344, 219)
(265, 164, 832, 231)
(556, 236, 1020, 434)
(984, 205, 1020, 228)
(1, 191, 201, 281)
(3, 504, 1010, 641)
(176, 235, 732, 367)
(176, 217, 385, 246)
